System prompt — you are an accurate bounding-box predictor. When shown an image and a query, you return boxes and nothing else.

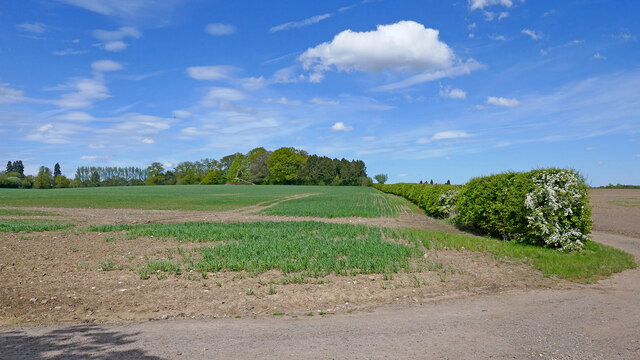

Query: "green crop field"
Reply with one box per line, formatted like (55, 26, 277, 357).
(0, 219, 73, 232)
(90, 221, 636, 282)
(0, 185, 414, 218)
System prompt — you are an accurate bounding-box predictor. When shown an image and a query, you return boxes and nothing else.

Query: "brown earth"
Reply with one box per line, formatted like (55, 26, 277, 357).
(590, 189, 640, 238)
(1, 189, 639, 359)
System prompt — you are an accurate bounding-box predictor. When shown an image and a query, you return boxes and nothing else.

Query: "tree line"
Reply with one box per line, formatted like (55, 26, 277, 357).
(0, 147, 371, 189)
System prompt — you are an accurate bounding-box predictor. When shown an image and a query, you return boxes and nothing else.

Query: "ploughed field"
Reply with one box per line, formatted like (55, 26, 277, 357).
(0, 186, 636, 325)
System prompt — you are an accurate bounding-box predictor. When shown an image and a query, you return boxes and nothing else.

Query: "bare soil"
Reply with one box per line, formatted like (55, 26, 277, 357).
(590, 189, 640, 238)
(0, 203, 554, 325)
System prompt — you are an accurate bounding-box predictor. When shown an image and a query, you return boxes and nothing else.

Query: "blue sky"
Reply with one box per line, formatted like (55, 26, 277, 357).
(0, 0, 638, 185)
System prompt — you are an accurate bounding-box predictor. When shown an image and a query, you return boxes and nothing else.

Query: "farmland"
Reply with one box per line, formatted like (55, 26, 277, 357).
(0, 186, 636, 325)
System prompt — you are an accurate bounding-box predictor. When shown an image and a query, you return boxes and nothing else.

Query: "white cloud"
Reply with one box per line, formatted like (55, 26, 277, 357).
(91, 60, 123, 72)
(187, 66, 237, 81)
(26, 123, 80, 144)
(522, 29, 543, 40)
(240, 76, 265, 90)
(417, 130, 472, 144)
(311, 97, 340, 105)
(0, 83, 27, 104)
(593, 53, 606, 60)
(331, 122, 353, 132)
(487, 96, 520, 107)
(57, 0, 183, 23)
(273, 67, 306, 83)
(103, 41, 128, 52)
(142, 138, 155, 144)
(172, 110, 192, 118)
(93, 27, 141, 52)
(56, 78, 111, 108)
(102, 113, 172, 135)
(468, 23, 477, 30)
(16, 22, 49, 33)
(468, 33, 475, 39)
(586, 146, 596, 151)
(373, 59, 484, 91)
(498, 11, 509, 20)
(201, 87, 246, 106)
(469, 0, 512, 10)
(299, 21, 455, 76)
(205, 23, 236, 36)
(439, 86, 467, 99)
(263, 97, 300, 106)
(55, 111, 95, 122)
(52, 48, 88, 56)
(489, 34, 506, 41)
(483, 11, 495, 21)
(270, 13, 331, 33)
(93, 26, 141, 41)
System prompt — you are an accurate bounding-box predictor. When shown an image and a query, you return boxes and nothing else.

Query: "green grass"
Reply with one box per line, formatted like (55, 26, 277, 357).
(90, 221, 636, 282)
(384, 228, 637, 283)
(0, 219, 74, 233)
(0, 186, 414, 217)
(0, 209, 61, 216)
(260, 187, 415, 218)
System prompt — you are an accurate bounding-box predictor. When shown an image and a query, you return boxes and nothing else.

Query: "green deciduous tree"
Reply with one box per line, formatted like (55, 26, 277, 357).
(54, 175, 71, 188)
(34, 166, 53, 189)
(374, 174, 388, 184)
(266, 147, 306, 184)
(145, 162, 166, 185)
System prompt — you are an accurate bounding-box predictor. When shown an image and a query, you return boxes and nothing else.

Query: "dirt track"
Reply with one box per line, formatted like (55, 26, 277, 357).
(1, 190, 639, 359)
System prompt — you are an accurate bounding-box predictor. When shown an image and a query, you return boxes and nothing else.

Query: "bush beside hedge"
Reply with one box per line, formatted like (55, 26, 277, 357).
(374, 168, 592, 250)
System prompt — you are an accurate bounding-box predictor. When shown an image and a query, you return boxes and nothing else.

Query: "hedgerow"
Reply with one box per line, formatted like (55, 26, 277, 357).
(374, 168, 592, 250)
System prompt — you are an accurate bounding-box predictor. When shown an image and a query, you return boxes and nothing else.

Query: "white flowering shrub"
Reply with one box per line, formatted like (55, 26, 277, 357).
(524, 169, 591, 251)
(437, 189, 460, 218)
(456, 168, 592, 251)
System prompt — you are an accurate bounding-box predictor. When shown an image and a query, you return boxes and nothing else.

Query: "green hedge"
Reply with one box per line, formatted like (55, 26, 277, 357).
(374, 169, 592, 250)
(373, 183, 461, 218)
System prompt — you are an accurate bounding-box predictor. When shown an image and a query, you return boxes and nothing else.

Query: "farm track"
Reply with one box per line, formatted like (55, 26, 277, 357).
(1, 189, 639, 359)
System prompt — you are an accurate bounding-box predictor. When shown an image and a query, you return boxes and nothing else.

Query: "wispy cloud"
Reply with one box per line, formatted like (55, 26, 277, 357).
(373, 59, 484, 91)
(487, 96, 520, 107)
(93, 27, 142, 52)
(16, 22, 49, 33)
(331, 122, 353, 132)
(270, 13, 331, 33)
(439, 86, 467, 99)
(186, 66, 238, 81)
(205, 23, 236, 36)
(522, 29, 543, 40)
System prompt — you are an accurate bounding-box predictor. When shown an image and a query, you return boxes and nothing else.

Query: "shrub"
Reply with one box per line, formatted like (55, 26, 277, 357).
(457, 168, 591, 250)
(0, 175, 23, 188)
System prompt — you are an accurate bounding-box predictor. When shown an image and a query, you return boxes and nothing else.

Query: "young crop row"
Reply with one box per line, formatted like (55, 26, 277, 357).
(374, 168, 592, 251)
(89, 220, 634, 282)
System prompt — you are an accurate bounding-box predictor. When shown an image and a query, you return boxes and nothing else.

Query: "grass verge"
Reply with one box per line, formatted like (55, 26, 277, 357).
(0, 219, 74, 232)
(90, 221, 636, 283)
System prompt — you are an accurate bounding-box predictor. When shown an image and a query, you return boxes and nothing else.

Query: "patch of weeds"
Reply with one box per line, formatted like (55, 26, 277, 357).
(0, 219, 74, 233)
(318, 312, 327, 315)
(138, 260, 181, 280)
(268, 284, 277, 295)
(245, 288, 255, 296)
(272, 312, 284, 316)
(74, 262, 89, 271)
(411, 275, 421, 288)
(70, 246, 78, 253)
(104, 235, 117, 243)
(17, 234, 31, 241)
(306, 312, 314, 316)
(215, 281, 222, 287)
(98, 258, 119, 271)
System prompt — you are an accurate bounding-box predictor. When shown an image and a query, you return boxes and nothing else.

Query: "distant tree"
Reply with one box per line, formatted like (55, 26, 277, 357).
(54, 163, 62, 177)
(247, 148, 271, 184)
(201, 169, 226, 185)
(90, 171, 101, 187)
(6, 161, 12, 173)
(220, 153, 239, 174)
(33, 166, 53, 189)
(54, 175, 71, 188)
(14, 161, 24, 177)
(419, 180, 423, 184)
(266, 147, 306, 184)
(145, 162, 166, 185)
(227, 154, 249, 183)
(374, 174, 388, 184)
(430, 179, 434, 185)
(446, 179, 451, 185)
